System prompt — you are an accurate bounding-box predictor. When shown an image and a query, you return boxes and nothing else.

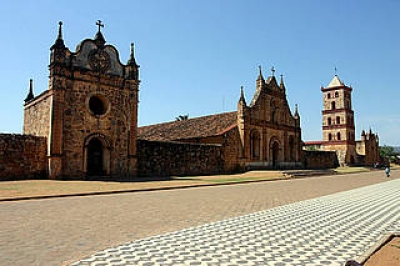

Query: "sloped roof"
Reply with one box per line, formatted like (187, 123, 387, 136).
(304, 140, 325, 145)
(327, 75, 344, 88)
(138, 111, 237, 141)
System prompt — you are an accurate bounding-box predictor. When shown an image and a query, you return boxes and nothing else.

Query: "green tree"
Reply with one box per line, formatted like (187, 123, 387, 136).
(175, 114, 189, 121)
(380, 145, 395, 158)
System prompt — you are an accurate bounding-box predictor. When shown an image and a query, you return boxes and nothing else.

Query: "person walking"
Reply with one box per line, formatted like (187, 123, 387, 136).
(385, 165, 391, 177)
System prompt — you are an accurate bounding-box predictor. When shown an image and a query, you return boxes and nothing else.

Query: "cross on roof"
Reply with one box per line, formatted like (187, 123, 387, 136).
(271, 66, 275, 76)
(96, 20, 104, 32)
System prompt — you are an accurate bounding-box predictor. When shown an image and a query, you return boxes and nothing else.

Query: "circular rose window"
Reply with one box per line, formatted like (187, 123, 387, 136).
(88, 94, 110, 116)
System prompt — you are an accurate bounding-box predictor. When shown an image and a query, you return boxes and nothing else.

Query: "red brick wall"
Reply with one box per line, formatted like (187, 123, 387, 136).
(222, 127, 244, 172)
(0, 134, 47, 180)
(303, 150, 338, 169)
(137, 140, 224, 177)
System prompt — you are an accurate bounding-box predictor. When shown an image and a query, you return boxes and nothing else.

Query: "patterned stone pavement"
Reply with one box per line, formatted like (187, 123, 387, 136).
(71, 179, 400, 266)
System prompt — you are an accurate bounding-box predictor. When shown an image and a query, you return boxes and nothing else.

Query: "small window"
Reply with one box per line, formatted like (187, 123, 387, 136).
(336, 116, 340, 124)
(89, 96, 105, 115)
(327, 93, 331, 99)
(335, 91, 339, 97)
(328, 133, 332, 141)
(337, 132, 341, 140)
(327, 117, 332, 125)
(87, 94, 110, 116)
(331, 101, 336, 110)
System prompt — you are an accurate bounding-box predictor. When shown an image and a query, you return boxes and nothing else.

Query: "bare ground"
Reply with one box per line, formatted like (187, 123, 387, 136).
(364, 237, 400, 266)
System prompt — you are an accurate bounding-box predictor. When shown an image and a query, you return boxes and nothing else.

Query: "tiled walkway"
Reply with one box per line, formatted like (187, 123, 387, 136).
(71, 179, 400, 266)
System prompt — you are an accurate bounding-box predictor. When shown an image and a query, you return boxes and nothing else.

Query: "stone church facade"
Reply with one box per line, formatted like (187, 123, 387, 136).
(23, 21, 139, 179)
(137, 67, 303, 176)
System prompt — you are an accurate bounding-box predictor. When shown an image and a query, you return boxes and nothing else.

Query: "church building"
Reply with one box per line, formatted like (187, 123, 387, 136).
(23, 21, 140, 179)
(21, 21, 303, 179)
(0, 21, 380, 181)
(138, 67, 303, 174)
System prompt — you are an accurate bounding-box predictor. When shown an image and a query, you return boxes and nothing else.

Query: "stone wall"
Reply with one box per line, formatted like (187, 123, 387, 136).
(24, 91, 52, 138)
(137, 140, 224, 177)
(303, 150, 338, 169)
(222, 127, 244, 172)
(0, 134, 47, 180)
(59, 78, 137, 178)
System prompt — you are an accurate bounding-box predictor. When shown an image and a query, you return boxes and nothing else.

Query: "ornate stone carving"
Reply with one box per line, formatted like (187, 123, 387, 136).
(89, 49, 110, 72)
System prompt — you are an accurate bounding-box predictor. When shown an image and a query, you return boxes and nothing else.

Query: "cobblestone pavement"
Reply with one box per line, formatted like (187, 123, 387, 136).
(0, 171, 397, 266)
(71, 178, 400, 266)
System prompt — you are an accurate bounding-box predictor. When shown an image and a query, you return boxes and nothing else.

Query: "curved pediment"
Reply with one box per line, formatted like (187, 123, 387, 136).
(72, 39, 124, 76)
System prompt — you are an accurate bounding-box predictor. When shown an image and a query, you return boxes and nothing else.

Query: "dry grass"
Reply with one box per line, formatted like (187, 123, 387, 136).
(0, 179, 209, 200)
(0, 171, 284, 200)
(333, 166, 371, 173)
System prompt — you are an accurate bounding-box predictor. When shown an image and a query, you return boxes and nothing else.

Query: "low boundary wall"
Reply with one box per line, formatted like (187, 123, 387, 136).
(0, 134, 47, 180)
(137, 140, 224, 177)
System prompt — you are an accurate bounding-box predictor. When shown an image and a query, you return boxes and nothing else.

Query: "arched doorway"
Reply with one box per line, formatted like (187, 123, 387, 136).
(87, 138, 104, 176)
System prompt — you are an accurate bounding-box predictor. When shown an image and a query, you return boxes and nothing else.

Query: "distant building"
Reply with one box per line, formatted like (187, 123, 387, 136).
(304, 75, 380, 166)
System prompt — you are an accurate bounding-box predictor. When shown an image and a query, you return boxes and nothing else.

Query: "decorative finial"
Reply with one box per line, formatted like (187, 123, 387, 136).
(58, 21, 63, 40)
(239, 86, 246, 105)
(271, 66, 275, 76)
(334, 66, 337, 76)
(94, 20, 106, 46)
(96, 20, 104, 32)
(280, 74, 285, 90)
(127, 42, 138, 67)
(257, 65, 265, 82)
(294, 103, 299, 117)
(130, 43, 135, 59)
(51, 21, 65, 49)
(24, 79, 35, 103)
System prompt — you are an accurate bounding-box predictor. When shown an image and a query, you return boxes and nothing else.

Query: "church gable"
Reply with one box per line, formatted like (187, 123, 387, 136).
(73, 40, 124, 76)
(248, 74, 296, 127)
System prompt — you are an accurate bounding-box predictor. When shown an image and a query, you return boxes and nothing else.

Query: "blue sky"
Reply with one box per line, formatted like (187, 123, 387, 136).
(0, 0, 399, 145)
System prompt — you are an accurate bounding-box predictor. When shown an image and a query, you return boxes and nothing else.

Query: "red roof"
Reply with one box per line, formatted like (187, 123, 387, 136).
(304, 140, 325, 145)
(138, 111, 237, 141)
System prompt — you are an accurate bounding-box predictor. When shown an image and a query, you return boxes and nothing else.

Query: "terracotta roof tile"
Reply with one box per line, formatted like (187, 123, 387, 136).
(304, 140, 325, 145)
(138, 111, 237, 141)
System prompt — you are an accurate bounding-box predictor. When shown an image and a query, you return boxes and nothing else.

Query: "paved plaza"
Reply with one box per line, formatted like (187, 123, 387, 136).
(71, 178, 400, 266)
(0, 171, 398, 265)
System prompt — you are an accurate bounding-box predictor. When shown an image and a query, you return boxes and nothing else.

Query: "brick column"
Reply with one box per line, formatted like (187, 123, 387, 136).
(48, 84, 65, 179)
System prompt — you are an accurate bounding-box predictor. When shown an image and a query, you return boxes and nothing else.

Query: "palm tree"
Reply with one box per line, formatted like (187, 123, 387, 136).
(175, 114, 189, 121)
